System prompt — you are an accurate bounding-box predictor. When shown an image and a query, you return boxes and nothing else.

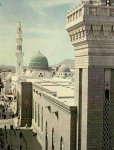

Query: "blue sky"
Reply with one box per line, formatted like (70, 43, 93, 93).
(0, 0, 79, 66)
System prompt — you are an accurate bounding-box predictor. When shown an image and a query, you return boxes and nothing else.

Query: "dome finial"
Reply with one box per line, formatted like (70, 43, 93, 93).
(37, 50, 44, 57)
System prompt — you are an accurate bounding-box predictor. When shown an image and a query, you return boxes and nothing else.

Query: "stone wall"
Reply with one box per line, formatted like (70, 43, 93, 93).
(32, 83, 77, 150)
(17, 82, 32, 127)
(87, 68, 104, 150)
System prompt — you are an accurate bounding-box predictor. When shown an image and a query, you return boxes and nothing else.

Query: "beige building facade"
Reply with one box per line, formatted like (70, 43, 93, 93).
(66, 0, 114, 150)
(32, 80, 76, 150)
(14, 0, 114, 148)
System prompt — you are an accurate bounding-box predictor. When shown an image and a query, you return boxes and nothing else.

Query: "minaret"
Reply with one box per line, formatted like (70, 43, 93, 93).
(66, 0, 114, 150)
(16, 21, 24, 77)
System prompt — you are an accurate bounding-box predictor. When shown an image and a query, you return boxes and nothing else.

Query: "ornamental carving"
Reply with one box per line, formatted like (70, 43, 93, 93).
(110, 9, 114, 16)
(103, 25, 112, 37)
(89, 7, 97, 16)
(92, 24, 101, 37)
(97, 8, 106, 16)
(69, 23, 114, 44)
(85, 24, 91, 35)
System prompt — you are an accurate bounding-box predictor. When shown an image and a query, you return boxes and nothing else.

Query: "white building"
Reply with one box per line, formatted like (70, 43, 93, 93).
(56, 64, 72, 78)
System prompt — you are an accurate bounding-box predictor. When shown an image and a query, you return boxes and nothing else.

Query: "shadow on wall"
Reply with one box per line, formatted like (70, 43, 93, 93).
(0, 127, 42, 150)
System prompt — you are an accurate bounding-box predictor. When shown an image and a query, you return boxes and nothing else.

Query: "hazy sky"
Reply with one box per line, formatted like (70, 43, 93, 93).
(0, 0, 79, 66)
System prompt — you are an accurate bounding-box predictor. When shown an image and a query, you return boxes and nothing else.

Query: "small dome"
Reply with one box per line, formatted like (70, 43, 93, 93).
(58, 64, 70, 72)
(29, 51, 49, 70)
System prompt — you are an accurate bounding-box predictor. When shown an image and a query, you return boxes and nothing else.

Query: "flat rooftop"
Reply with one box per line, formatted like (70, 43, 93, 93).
(18, 75, 75, 106)
(33, 78, 75, 106)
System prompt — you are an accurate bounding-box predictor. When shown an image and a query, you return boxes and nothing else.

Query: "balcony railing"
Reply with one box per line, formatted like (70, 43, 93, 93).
(66, 4, 114, 24)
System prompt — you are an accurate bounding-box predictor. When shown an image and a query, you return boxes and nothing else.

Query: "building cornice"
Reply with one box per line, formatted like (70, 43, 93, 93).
(42, 92, 76, 114)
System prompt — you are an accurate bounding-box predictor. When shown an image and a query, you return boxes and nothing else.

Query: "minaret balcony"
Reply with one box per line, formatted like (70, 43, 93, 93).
(66, 4, 114, 46)
(66, 4, 114, 31)
(66, 4, 84, 31)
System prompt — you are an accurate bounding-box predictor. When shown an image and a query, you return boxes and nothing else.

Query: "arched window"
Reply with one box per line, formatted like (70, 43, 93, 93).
(38, 104, 40, 127)
(106, 0, 111, 5)
(65, 73, 67, 77)
(105, 89, 109, 100)
(52, 128, 55, 150)
(45, 121, 48, 150)
(35, 101, 36, 122)
(60, 136, 64, 150)
(41, 107, 43, 131)
(103, 89, 110, 149)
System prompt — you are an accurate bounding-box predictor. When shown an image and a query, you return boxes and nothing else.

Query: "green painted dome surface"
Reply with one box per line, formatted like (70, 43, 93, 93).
(29, 51, 49, 70)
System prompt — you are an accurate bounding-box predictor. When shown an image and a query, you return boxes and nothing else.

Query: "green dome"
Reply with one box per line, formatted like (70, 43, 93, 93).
(29, 51, 49, 70)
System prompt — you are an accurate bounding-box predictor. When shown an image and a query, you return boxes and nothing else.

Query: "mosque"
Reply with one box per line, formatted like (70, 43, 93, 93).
(2, 21, 75, 150)
(25, 50, 51, 78)
(3, 0, 114, 149)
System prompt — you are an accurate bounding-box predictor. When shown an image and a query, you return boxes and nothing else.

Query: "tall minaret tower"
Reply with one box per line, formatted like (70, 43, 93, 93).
(66, 0, 114, 150)
(16, 21, 24, 77)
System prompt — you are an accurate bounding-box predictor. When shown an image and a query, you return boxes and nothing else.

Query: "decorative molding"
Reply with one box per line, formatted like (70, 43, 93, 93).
(98, 8, 107, 16)
(110, 9, 114, 16)
(89, 7, 97, 16)
(42, 92, 72, 114)
(92, 24, 101, 37)
(85, 24, 91, 35)
(69, 23, 114, 44)
(103, 24, 112, 37)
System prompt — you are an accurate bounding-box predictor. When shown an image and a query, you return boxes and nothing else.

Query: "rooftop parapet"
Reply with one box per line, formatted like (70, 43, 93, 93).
(66, 4, 114, 46)
(66, 4, 114, 26)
